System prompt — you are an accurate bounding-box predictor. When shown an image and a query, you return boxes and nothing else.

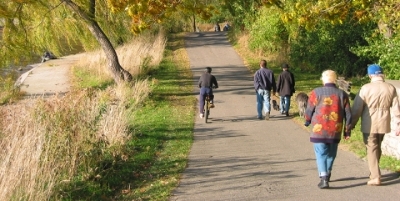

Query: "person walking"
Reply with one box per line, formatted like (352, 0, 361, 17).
(214, 23, 221, 32)
(198, 67, 219, 118)
(254, 59, 276, 120)
(276, 63, 295, 116)
(350, 64, 400, 186)
(304, 70, 352, 189)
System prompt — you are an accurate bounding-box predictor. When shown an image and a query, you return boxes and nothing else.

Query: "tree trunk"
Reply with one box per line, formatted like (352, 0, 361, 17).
(62, 0, 132, 84)
(192, 15, 196, 32)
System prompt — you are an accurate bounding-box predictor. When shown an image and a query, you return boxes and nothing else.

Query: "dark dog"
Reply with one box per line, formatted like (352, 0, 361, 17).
(272, 99, 280, 111)
(295, 92, 308, 118)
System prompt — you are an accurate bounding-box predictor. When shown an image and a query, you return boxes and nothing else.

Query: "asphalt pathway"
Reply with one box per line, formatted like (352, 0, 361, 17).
(16, 53, 84, 97)
(170, 32, 400, 201)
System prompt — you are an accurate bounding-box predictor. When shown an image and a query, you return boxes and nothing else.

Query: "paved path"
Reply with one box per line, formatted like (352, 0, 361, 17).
(16, 54, 83, 97)
(170, 32, 400, 201)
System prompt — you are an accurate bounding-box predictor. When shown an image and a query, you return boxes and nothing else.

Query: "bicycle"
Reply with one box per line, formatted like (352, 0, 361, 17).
(203, 93, 212, 123)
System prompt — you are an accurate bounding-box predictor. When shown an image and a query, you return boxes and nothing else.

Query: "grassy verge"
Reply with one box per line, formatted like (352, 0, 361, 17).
(122, 33, 195, 200)
(59, 33, 194, 200)
(230, 32, 400, 173)
(0, 31, 195, 200)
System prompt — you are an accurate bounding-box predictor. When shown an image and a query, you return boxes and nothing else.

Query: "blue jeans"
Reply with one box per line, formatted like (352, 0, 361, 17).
(256, 89, 271, 118)
(280, 95, 291, 114)
(313, 143, 338, 177)
(199, 87, 214, 114)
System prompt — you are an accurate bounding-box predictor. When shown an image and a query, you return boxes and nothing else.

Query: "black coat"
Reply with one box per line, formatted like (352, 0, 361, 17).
(276, 70, 295, 96)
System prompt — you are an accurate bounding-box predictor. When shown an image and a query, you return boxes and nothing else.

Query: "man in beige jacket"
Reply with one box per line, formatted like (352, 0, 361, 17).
(351, 64, 400, 186)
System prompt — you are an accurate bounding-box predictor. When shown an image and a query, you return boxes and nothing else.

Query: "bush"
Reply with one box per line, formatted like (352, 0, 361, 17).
(351, 34, 400, 79)
(246, 7, 288, 54)
(289, 20, 375, 77)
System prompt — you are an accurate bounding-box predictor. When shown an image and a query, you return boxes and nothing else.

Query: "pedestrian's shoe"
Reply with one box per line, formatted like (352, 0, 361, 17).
(367, 178, 381, 186)
(280, 111, 285, 115)
(318, 179, 329, 189)
(265, 112, 270, 120)
(257, 116, 263, 120)
(285, 111, 289, 117)
(327, 173, 331, 182)
(199, 113, 204, 118)
(210, 103, 215, 108)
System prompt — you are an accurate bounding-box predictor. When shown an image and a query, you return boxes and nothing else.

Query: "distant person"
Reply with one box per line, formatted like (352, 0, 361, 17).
(304, 70, 352, 189)
(223, 23, 230, 31)
(41, 51, 56, 63)
(254, 59, 276, 120)
(350, 64, 400, 186)
(276, 63, 295, 116)
(214, 23, 221, 32)
(198, 67, 219, 118)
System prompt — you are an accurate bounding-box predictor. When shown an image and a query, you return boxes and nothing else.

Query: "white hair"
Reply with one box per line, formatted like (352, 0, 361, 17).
(369, 74, 385, 78)
(321, 70, 337, 84)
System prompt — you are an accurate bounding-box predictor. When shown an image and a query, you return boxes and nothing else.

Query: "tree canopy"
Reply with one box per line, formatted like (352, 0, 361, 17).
(218, 0, 399, 78)
(0, 0, 212, 83)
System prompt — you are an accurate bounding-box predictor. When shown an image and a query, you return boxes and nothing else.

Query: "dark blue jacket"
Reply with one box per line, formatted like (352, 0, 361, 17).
(254, 67, 276, 92)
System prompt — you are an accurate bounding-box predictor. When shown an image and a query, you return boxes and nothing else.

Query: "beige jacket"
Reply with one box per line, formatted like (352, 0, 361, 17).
(351, 77, 400, 134)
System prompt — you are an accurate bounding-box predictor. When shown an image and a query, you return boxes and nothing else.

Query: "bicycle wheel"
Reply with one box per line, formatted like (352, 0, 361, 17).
(204, 100, 209, 123)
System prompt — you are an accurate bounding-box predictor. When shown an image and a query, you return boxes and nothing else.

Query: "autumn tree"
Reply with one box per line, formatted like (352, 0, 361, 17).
(277, 0, 400, 78)
(0, 0, 195, 84)
(183, 0, 215, 32)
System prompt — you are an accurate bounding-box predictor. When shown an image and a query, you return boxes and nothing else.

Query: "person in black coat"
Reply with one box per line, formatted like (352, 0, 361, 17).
(276, 63, 295, 116)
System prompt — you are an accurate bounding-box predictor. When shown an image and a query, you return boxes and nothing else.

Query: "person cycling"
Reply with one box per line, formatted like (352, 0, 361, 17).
(198, 67, 219, 118)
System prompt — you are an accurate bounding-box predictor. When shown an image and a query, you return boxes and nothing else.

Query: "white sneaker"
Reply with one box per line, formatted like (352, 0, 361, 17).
(199, 113, 204, 118)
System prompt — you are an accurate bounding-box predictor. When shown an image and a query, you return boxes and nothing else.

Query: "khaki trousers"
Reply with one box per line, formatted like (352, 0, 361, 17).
(363, 133, 385, 180)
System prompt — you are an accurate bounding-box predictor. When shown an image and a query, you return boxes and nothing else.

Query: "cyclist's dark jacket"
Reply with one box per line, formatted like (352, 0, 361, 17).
(198, 72, 218, 88)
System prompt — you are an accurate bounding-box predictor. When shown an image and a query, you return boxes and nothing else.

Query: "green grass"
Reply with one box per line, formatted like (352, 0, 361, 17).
(123, 59, 195, 200)
(51, 33, 194, 200)
(121, 33, 195, 200)
(72, 67, 114, 90)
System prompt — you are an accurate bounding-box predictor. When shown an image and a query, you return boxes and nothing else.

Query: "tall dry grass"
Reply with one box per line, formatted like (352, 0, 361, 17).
(77, 31, 167, 79)
(0, 31, 165, 200)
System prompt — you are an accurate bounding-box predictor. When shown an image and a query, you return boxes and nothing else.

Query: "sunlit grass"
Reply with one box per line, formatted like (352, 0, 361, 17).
(0, 31, 164, 200)
(71, 31, 167, 90)
(0, 72, 25, 104)
(122, 32, 195, 200)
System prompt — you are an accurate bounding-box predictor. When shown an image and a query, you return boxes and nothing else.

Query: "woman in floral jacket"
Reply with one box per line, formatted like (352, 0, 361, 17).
(304, 70, 352, 189)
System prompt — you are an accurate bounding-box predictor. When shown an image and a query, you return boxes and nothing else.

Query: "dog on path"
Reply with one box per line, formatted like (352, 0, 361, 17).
(295, 92, 308, 118)
(272, 99, 280, 111)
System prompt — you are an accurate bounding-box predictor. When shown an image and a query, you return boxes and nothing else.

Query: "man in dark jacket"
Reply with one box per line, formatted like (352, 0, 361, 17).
(198, 67, 219, 118)
(276, 63, 295, 116)
(254, 59, 276, 120)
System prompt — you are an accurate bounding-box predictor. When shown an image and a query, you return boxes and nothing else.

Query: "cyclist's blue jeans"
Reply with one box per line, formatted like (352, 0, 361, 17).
(199, 87, 214, 114)
(256, 89, 271, 118)
(313, 143, 338, 177)
(280, 95, 291, 114)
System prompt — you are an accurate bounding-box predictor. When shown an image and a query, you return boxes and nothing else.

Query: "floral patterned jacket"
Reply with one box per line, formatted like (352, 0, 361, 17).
(305, 84, 352, 143)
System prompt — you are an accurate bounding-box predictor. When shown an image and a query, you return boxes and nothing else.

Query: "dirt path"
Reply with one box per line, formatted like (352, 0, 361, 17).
(170, 32, 400, 201)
